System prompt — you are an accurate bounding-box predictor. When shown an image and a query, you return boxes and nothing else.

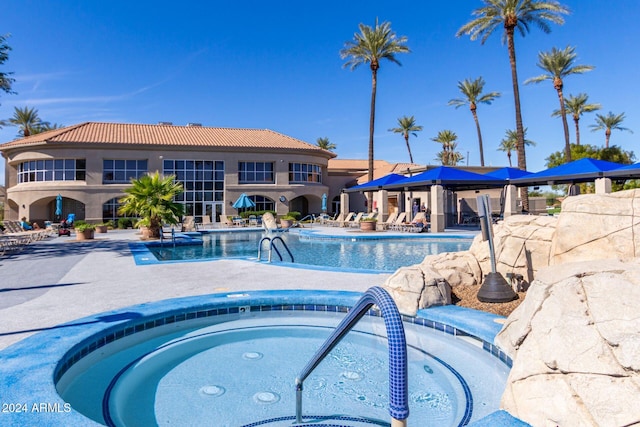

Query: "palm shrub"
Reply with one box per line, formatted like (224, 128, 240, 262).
(118, 171, 184, 239)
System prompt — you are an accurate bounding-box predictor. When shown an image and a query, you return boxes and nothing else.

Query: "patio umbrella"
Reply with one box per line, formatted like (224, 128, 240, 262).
(55, 194, 63, 216)
(232, 193, 256, 209)
(321, 193, 327, 212)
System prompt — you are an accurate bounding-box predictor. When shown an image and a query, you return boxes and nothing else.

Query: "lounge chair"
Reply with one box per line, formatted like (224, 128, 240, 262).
(248, 215, 258, 227)
(389, 212, 407, 231)
(401, 212, 428, 232)
(181, 216, 196, 232)
(325, 212, 345, 227)
(337, 212, 355, 227)
(376, 212, 398, 231)
(347, 212, 364, 228)
(198, 215, 216, 230)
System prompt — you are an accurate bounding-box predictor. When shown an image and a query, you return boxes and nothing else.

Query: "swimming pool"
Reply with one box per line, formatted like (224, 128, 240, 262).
(0, 290, 519, 426)
(142, 230, 474, 272)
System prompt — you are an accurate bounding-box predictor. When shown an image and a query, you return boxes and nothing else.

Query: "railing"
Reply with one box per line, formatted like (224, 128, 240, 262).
(257, 236, 294, 263)
(159, 227, 176, 247)
(298, 214, 315, 227)
(294, 286, 409, 426)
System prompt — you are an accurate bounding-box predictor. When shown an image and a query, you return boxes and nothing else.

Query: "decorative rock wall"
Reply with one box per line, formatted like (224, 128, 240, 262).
(495, 259, 640, 427)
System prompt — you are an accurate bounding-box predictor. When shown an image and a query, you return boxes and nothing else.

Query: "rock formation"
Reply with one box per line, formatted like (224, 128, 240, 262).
(381, 189, 640, 426)
(496, 259, 640, 427)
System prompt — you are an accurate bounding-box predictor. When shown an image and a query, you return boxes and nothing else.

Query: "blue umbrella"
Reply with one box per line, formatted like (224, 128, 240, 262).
(55, 194, 63, 216)
(321, 193, 327, 212)
(232, 193, 256, 209)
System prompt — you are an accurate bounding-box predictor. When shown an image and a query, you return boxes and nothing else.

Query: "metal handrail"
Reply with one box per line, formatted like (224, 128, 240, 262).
(257, 236, 294, 263)
(159, 227, 176, 247)
(294, 286, 409, 426)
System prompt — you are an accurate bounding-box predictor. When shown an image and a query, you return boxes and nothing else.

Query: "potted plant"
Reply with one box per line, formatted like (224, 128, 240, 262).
(359, 217, 377, 231)
(75, 222, 96, 240)
(279, 211, 300, 228)
(95, 223, 109, 233)
(118, 172, 184, 239)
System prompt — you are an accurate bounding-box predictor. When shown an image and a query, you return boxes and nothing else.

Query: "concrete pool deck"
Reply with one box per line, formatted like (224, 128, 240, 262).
(0, 225, 480, 350)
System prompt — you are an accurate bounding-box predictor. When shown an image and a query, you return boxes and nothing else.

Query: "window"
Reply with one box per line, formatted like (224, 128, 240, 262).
(249, 195, 275, 212)
(103, 159, 148, 183)
(164, 159, 225, 216)
(289, 163, 322, 183)
(238, 162, 274, 183)
(18, 159, 86, 183)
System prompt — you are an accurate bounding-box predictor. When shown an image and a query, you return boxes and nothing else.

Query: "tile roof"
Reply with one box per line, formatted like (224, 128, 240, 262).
(0, 122, 336, 157)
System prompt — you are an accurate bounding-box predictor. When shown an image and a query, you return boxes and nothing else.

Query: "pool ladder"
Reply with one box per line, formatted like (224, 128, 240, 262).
(294, 286, 409, 426)
(257, 236, 294, 263)
(159, 228, 176, 247)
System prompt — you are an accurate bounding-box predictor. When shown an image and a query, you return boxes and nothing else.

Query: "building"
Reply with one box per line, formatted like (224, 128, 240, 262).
(0, 122, 336, 225)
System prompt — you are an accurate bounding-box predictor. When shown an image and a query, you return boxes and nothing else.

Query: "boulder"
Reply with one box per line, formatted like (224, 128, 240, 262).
(550, 190, 640, 265)
(382, 266, 451, 316)
(496, 259, 640, 427)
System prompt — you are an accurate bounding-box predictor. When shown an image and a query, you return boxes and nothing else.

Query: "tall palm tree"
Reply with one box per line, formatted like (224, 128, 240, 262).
(590, 112, 633, 148)
(497, 128, 536, 167)
(7, 106, 43, 137)
(0, 33, 16, 102)
(457, 0, 569, 209)
(36, 122, 64, 133)
(341, 19, 410, 210)
(448, 76, 501, 166)
(525, 46, 594, 162)
(316, 137, 337, 151)
(388, 115, 423, 163)
(118, 171, 184, 239)
(552, 93, 600, 146)
(432, 130, 464, 166)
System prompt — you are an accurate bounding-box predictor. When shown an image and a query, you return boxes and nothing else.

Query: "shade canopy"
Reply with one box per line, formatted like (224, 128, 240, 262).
(483, 167, 531, 180)
(232, 193, 256, 209)
(510, 158, 624, 186)
(604, 162, 640, 180)
(344, 173, 408, 193)
(383, 166, 506, 191)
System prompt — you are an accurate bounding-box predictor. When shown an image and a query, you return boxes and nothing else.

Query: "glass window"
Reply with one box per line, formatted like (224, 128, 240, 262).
(238, 162, 275, 183)
(17, 158, 86, 183)
(103, 159, 149, 184)
(288, 163, 322, 183)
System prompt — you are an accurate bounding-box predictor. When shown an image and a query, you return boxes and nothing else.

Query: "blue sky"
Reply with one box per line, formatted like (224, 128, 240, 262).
(1, 1, 638, 185)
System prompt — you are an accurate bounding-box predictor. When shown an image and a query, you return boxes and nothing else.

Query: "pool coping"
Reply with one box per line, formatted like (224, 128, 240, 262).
(0, 289, 527, 426)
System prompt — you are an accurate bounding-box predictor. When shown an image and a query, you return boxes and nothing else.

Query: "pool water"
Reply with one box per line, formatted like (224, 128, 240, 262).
(147, 231, 473, 272)
(58, 311, 509, 427)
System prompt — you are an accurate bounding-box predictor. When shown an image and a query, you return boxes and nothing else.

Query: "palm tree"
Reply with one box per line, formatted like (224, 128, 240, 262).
(118, 171, 184, 239)
(388, 115, 423, 163)
(525, 46, 594, 162)
(316, 137, 336, 151)
(432, 130, 464, 166)
(590, 112, 633, 148)
(1, 33, 16, 101)
(497, 128, 536, 167)
(552, 93, 600, 146)
(7, 106, 43, 137)
(36, 122, 64, 133)
(341, 19, 410, 211)
(448, 76, 500, 166)
(457, 0, 569, 209)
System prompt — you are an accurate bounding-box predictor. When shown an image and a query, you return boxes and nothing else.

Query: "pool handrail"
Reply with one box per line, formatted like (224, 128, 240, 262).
(257, 236, 294, 263)
(294, 286, 409, 426)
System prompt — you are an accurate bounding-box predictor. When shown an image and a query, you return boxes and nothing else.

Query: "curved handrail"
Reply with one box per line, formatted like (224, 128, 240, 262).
(295, 286, 408, 425)
(257, 236, 294, 263)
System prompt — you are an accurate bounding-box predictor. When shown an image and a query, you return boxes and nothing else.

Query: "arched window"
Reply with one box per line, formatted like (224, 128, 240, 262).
(249, 195, 274, 212)
(102, 197, 123, 222)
